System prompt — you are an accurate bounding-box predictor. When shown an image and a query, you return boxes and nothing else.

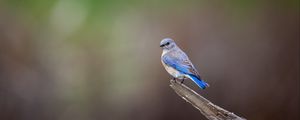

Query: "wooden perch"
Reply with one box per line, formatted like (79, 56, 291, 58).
(170, 80, 246, 120)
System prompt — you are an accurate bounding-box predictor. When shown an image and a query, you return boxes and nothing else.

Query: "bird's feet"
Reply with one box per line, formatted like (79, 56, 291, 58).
(180, 76, 186, 84)
(180, 79, 185, 84)
(173, 78, 177, 83)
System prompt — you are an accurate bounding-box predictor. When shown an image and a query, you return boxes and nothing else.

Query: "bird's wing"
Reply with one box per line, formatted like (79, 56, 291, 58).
(162, 50, 201, 78)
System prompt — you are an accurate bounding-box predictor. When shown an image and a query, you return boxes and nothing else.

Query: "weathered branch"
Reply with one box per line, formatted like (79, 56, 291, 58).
(170, 80, 246, 120)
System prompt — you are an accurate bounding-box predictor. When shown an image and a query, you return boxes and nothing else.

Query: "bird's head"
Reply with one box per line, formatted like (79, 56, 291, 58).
(160, 38, 176, 50)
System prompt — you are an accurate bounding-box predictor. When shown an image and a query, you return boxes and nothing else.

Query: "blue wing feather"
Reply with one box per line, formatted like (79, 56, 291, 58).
(162, 55, 193, 75)
(187, 74, 209, 89)
(163, 54, 209, 89)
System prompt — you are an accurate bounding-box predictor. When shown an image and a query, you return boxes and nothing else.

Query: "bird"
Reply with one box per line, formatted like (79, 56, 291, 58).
(160, 38, 209, 89)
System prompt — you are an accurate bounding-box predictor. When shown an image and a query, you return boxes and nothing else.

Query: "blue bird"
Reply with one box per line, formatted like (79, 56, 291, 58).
(160, 38, 209, 89)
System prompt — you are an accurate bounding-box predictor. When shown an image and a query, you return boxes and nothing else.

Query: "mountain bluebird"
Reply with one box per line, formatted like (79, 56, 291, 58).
(160, 38, 209, 89)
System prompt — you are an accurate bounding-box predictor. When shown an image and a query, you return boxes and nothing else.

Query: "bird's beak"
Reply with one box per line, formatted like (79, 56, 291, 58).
(160, 44, 164, 47)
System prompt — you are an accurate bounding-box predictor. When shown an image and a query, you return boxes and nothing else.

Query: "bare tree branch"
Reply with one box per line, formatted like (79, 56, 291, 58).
(170, 80, 246, 120)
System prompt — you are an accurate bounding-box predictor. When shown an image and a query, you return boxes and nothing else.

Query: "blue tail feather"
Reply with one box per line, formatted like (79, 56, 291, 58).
(187, 74, 209, 89)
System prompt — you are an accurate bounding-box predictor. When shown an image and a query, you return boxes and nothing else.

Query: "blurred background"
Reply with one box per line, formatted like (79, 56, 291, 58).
(0, 0, 299, 120)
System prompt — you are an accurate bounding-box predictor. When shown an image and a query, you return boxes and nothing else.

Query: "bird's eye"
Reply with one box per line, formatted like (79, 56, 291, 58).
(166, 42, 170, 45)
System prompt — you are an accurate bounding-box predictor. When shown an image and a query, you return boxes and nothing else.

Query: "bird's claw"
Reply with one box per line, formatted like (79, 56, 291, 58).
(180, 79, 185, 84)
(173, 78, 177, 83)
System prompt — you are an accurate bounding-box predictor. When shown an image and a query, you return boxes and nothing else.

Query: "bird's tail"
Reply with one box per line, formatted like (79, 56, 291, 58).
(186, 74, 209, 89)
